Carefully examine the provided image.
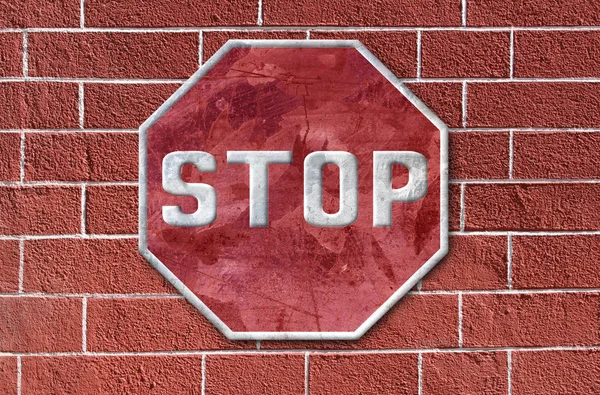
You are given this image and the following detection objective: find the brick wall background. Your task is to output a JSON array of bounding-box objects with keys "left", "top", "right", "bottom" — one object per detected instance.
[{"left": 1, "top": 0, "right": 600, "bottom": 394}]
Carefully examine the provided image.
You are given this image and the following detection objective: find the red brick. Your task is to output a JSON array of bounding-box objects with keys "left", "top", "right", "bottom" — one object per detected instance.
[
  {"left": 0, "top": 83, "right": 79, "bottom": 129},
  {"left": 84, "top": 83, "right": 179, "bottom": 129},
  {"left": 310, "top": 31, "right": 417, "bottom": 77},
  {"left": 449, "top": 132, "right": 509, "bottom": 179},
  {"left": 262, "top": 294, "right": 458, "bottom": 349},
  {"left": 0, "top": 33, "right": 22, "bottom": 77},
  {"left": 310, "top": 354, "right": 418, "bottom": 394},
  {"left": 26, "top": 133, "right": 137, "bottom": 181},
  {"left": 0, "top": 133, "right": 20, "bottom": 181},
  {"left": 86, "top": 185, "right": 137, "bottom": 234},
  {"left": 512, "top": 236, "right": 600, "bottom": 289},
  {"left": 203, "top": 31, "right": 306, "bottom": 62},
  {"left": 464, "top": 184, "right": 600, "bottom": 231},
  {"left": 0, "top": 186, "right": 80, "bottom": 235},
  {"left": 24, "top": 239, "right": 173, "bottom": 294},
  {"left": 462, "top": 293, "right": 600, "bottom": 347},
  {"left": 0, "top": 0, "right": 78, "bottom": 28},
  {"left": 21, "top": 355, "right": 203, "bottom": 394},
  {"left": 513, "top": 132, "right": 600, "bottom": 179},
  {"left": 29, "top": 33, "right": 198, "bottom": 79},
  {"left": 86, "top": 0, "right": 257, "bottom": 27},
  {"left": 0, "top": 357, "right": 17, "bottom": 395},
  {"left": 467, "top": 83, "right": 600, "bottom": 128},
  {"left": 422, "top": 31, "right": 510, "bottom": 78},
  {"left": 0, "top": 241, "right": 19, "bottom": 293},
  {"left": 512, "top": 350, "right": 600, "bottom": 394},
  {"left": 263, "top": 0, "right": 460, "bottom": 26},
  {"left": 206, "top": 354, "right": 304, "bottom": 395},
  {"left": 0, "top": 297, "right": 81, "bottom": 352},
  {"left": 448, "top": 183, "right": 461, "bottom": 231},
  {"left": 469, "top": 0, "right": 600, "bottom": 26},
  {"left": 421, "top": 236, "right": 507, "bottom": 291},
  {"left": 422, "top": 352, "right": 508, "bottom": 394},
  {"left": 515, "top": 32, "right": 600, "bottom": 78},
  {"left": 406, "top": 83, "right": 462, "bottom": 128},
  {"left": 87, "top": 298, "right": 252, "bottom": 351}
]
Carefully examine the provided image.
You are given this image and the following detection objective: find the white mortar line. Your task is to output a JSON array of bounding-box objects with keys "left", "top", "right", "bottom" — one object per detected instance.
[
  {"left": 17, "top": 356, "right": 21, "bottom": 395},
  {"left": 461, "top": 0, "right": 467, "bottom": 26},
  {"left": 78, "top": 83, "right": 85, "bottom": 129},
  {"left": 19, "top": 131, "right": 25, "bottom": 183},
  {"left": 458, "top": 292, "right": 463, "bottom": 347},
  {"left": 0, "top": 77, "right": 187, "bottom": 83},
  {"left": 0, "top": 129, "right": 140, "bottom": 133},
  {"left": 2, "top": 345, "right": 599, "bottom": 357},
  {"left": 508, "top": 130, "right": 514, "bottom": 179},
  {"left": 201, "top": 353, "right": 206, "bottom": 395},
  {"left": 507, "top": 350, "right": 512, "bottom": 395},
  {"left": 0, "top": 234, "right": 138, "bottom": 240},
  {"left": 411, "top": 288, "right": 600, "bottom": 295},
  {"left": 304, "top": 352, "right": 309, "bottom": 395},
  {"left": 509, "top": 28, "right": 515, "bottom": 79},
  {"left": 417, "top": 352, "right": 423, "bottom": 395},
  {"left": 22, "top": 32, "right": 28, "bottom": 77},
  {"left": 198, "top": 31, "right": 204, "bottom": 66},
  {"left": 18, "top": 240, "right": 24, "bottom": 293},
  {"left": 0, "top": 293, "right": 183, "bottom": 298},
  {"left": 306, "top": 30, "right": 311, "bottom": 40},
  {"left": 82, "top": 297, "right": 87, "bottom": 352},
  {"left": 451, "top": 230, "right": 600, "bottom": 236},
  {"left": 256, "top": 340, "right": 261, "bottom": 350},
  {"left": 0, "top": 180, "right": 138, "bottom": 186},
  {"left": 80, "top": 184, "right": 87, "bottom": 234},
  {"left": 459, "top": 183, "right": 466, "bottom": 231},
  {"left": 80, "top": 0, "right": 85, "bottom": 28},
  {"left": 257, "top": 0, "right": 263, "bottom": 26},
  {"left": 507, "top": 234, "right": 513, "bottom": 289},
  {"left": 461, "top": 82, "right": 467, "bottom": 128},
  {"left": 416, "top": 30, "right": 422, "bottom": 80},
  {"left": 451, "top": 128, "right": 600, "bottom": 132},
  {"left": 450, "top": 179, "right": 600, "bottom": 184}
]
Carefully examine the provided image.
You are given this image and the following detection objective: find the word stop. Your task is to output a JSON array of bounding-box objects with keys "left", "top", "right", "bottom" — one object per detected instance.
[{"left": 162, "top": 151, "right": 428, "bottom": 228}]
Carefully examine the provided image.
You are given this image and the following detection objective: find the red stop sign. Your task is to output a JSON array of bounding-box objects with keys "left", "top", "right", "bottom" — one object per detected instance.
[{"left": 140, "top": 40, "right": 448, "bottom": 340}]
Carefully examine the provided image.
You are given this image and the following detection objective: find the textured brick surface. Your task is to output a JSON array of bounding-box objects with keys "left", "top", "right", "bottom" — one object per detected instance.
[
  {"left": 0, "top": 133, "right": 21, "bottom": 181},
  {"left": 310, "top": 354, "right": 418, "bottom": 394},
  {"left": 513, "top": 132, "right": 600, "bottom": 179},
  {"left": 512, "top": 236, "right": 600, "bottom": 289},
  {"left": 0, "top": 33, "right": 22, "bottom": 77},
  {"left": 87, "top": 298, "right": 253, "bottom": 351},
  {"left": 24, "top": 239, "right": 173, "bottom": 293},
  {"left": 0, "top": 187, "right": 81, "bottom": 235},
  {"left": 0, "top": 297, "right": 81, "bottom": 352},
  {"left": 85, "top": 185, "right": 137, "bottom": 234},
  {"left": 29, "top": 33, "right": 198, "bottom": 79},
  {"left": 448, "top": 183, "right": 461, "bottom": 231},
  {"left": 422, "top": 31, "right": 510, "bottom": 78},
  {"left": 0, "top": 83, "right": 79, "bottom": 129},
  {"left": 467, "top": 83, "right": 600, "bottom": 128},
  {"left": 512, "top": 350, "right": 600, "bottom": 395},
  {"left": 0, "top": 0, "right": 79, "bottom": 28},
  {"left": 86, "top": 0, "right": 257, "bottom": 27},
  {"left": 0, "top": 357, "right": 17, "bottom": 395},
  {"left": 515, "top": 32, "right": 600, "bottom": 78},
  {"left": 462, "top": 293, "right": 600, "bottom": 347},
  {"left": 0, "top": 240, "right": 19, "bottom": 293},
  {"left": 21, "top": 355, "right": 203, "bottom": 394},
  {"left": 203, "top": 31, "right": 306, "bottom": 62},
  {"left": 262, "top": 294, "right": 458, "bottom": 349},
  {"left": 464, "top": 184, "right": 600, "bottom": 231},
  {"left": 449, "top": 132, "right": 509, "bottom": 179},
  {"left": 422, "top": 352, "right": 508, "bottom": 394},
  {"left": 406, "top": 83, "right": 463, "bottom": 128},
  {"left": 468, "top": 0, "right": 600, "bottom": 26},
  {"left": 206, "top": 355, "right": 305, "bottom": 395},
  {"left": 26, "top": 133, "right": 137, "bottom": 181},
  {"left": 421, "top": 236, "right": 507, "bottom": 290},
  {"left": 311, "top": 31, "right": 417, "bottom": 77},
  {"left": 84, "top": 83, "right": 179, "bottom": 129},
  {"left": 263, "top": 0, "right": 460, "bottom": 26}
]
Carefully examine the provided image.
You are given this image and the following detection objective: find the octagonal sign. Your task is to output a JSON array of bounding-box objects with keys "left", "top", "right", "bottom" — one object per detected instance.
[{"left": 139, "top": 40, "right": 448, "bottom": 340}]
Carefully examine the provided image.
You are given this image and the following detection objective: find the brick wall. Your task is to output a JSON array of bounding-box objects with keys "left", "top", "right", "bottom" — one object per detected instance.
[{"left": 1, "top": 1, "right": 600, "bottom": 394}]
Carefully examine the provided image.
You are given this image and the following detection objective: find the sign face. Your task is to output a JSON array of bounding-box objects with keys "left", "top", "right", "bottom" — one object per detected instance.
[{"left": 139, "top": 40, "right": 448, "bottom": 340}]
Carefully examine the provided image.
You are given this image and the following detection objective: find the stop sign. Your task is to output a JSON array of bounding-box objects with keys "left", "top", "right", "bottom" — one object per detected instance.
[{"left": 139, "top": 40, "right": 448, "bottom": 340}]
